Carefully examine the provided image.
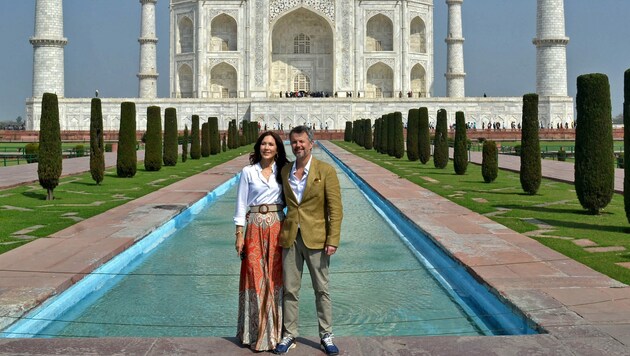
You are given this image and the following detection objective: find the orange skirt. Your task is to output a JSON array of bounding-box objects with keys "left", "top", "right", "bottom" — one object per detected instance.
[{"left": 236, "top": 210, "right": 284, "bottom": 351}]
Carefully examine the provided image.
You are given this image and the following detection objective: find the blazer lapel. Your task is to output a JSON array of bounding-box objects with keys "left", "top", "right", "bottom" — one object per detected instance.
[
  {"left": 282, "top": 164, "right": 299, "bottom": 205},
  {"left": 301, "top": 157, "right": 318, "bottom": 201}
]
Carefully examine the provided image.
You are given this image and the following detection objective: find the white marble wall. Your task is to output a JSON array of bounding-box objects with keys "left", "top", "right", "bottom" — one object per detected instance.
[{"left": 25, "top": 97, "right": 574, "bottom": 133}]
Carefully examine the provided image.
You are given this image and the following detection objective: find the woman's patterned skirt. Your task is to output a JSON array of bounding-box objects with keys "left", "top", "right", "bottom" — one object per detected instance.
[{"left": 236, "top": 210, "right": 284, "bottom": 351}]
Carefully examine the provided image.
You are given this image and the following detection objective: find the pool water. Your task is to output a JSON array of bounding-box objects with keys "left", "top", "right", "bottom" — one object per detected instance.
[{"left": 25, "top": 146, "right": 516, "bottom": 337}]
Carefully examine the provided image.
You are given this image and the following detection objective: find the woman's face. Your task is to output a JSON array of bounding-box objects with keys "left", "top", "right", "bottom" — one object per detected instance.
[{"left": 260, "top": 135, "right": 278, "bottom": 161}]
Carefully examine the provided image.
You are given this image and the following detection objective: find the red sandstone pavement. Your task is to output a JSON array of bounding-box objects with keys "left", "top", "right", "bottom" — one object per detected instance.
[{"left": 0, "top": 144, "right": 629, "bottom": 355}]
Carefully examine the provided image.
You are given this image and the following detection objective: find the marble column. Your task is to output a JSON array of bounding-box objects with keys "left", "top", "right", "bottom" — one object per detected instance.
[{"left": 31, "top": 0, "right": 67, "bottom": 98}]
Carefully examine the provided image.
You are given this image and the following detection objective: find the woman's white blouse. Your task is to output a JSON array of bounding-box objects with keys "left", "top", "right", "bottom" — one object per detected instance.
[{"left": 233, "top": 162, "right": 284, "bottom": 226}]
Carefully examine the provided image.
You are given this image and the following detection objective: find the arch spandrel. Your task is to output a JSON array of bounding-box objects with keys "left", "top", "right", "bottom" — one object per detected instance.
[{"left": 269, "top": 0, "right": 335, "bottom": 24}]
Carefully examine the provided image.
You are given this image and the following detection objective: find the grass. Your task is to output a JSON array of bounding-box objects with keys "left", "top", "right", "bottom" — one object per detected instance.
[
  {"left": 333, "top": 141, "right": 630, "bottom": 285},
  {"left": 0, "top": 146, "right": 252, "bottom": 254}
]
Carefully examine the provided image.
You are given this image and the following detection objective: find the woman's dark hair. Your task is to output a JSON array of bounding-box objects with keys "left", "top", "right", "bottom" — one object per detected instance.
[{"left": 250, "top": 131, "right": 289, "bottom": 184}]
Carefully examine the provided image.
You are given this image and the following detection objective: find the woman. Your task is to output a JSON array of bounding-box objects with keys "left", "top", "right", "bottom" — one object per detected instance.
[{"left": 233, "top": 131, "right": 289, "bottom": 351}]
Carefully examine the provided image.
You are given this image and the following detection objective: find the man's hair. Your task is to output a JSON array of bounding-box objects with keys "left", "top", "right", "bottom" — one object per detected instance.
[{"left": 289, "top": 125, "right": 314, "bottom": 142}]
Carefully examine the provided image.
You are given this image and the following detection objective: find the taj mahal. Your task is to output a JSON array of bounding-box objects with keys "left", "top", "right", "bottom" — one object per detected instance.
[{"left": 25, "top": 0, "right": 573, "bottom": 132}]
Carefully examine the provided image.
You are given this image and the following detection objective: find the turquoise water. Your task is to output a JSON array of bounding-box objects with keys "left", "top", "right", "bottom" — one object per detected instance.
[{"left": 33, "top": 147, "right": 487, "bottom": 337}]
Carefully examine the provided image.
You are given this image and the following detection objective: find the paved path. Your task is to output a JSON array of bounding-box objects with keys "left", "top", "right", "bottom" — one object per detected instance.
[
  {"left": 0, "top": 151, "right": 145, "bottom": 190},
  {"left": 0, "top": 144, "right": 628, "bottom": 355}
]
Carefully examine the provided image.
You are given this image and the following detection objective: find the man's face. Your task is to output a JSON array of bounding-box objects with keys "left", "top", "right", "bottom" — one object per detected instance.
[{"left": 290, "top": 132, "right": 313, "bottom": 160}]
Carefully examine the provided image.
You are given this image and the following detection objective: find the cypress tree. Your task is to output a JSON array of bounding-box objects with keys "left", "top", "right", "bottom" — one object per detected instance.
[
  {"left": 625, "top": 69, "right": 630, "bottom": 223},
  {"left": 406, "top": 108, "right": 419, "bottom": 161},
  {"left": 393, "top": 112, "right": 404, "bottom": 158},
  {"left": 575, "top": 73, "right": 614, "bottom": 214},
  {"left": 38, "top": 93, "right": 62, "bottom": 200},
  {"left": 453, "top": 111, "right": 468, "bottom": 175},
  {"left": 190, "top": 115, "right": 201, "bottom": 159},
  {"left": 89, "top": 98, "right": 105, "bottom": 185},
  {"left": 374, "top": 117, "right": 380, "bottom": 152},
  {"left": 116, "top": 101, "right": 137, "bottom": 178},
  {"left": 380, "top": 114, "right": 388, "bottom": 154},
  {"left": 201, "top": 122, "right": 211, "bottom": 157},
  {"left": 520, "top": 94, "right": 542, "bottom": 194},
  {"left": 144, "top": 105, "right": 162, "bottom": 171},
  {"left": 418, "top": 107, "right": 431, "bottom": 164},
  {"left": 364, "top": 119, "right": 373, "bottom": 150},
  {"left": 482, "top": 140, "right": 498, "bottom": 183},
  {"left": 433, "top": 109, "right": 449, "bottom": 169},
  {"left": 222, "top": 134, "right": 227, "bottom": 152},
  {"left": 209, "top": 117, "right": 221, "bottom": 155},
  {"left": 344, "top": 121, "right": 353, "bottom": 142},
  {"left": 387, "top": 113, "right": 395, "bottom": 156},
  {"left": 182, "top": 124, "right": 189, "bottom": 163},
  {"left": 163, "top": 107, "right": 178, "bottom": 166}
]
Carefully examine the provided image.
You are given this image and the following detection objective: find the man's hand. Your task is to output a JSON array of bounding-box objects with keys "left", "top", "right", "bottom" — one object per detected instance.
[{"left": 325, "top": 245, "right": 337, "bottom": 256}]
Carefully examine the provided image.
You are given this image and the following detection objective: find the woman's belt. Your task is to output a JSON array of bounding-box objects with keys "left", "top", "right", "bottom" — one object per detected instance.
[{"left": 248, "top": 204, "right": 284, "bottom": 214}]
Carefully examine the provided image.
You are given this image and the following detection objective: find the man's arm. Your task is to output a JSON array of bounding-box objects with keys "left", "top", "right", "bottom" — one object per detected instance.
[{"left": 324, "top": 165, "right": 343, "bottom": 250}]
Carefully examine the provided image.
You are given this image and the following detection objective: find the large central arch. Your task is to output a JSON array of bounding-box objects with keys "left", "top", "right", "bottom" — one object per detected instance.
[{"left": 270, "top": 8, "right": 334, "bottom": 96}]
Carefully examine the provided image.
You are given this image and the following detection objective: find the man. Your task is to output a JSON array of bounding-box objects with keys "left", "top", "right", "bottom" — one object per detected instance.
[{"left": 273, "top": 126, "right": 343, "bottom": 355}]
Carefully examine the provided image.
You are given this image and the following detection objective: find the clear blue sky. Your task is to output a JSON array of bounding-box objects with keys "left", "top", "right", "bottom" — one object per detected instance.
[{"left": 1, "top": 0, "right": 628, "bottom": 122}]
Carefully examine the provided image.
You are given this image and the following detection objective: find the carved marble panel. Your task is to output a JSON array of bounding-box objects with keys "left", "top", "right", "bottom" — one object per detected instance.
[{"left": 269, "top": 0, "right": 335, "bottom": 23}]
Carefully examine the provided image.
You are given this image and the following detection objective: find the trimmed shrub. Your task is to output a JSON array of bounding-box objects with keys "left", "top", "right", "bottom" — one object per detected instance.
[
  {"left": 406, "top": 108, "right": 419, "bottom": 161},
  {"left": 625, "top": 69, "right": 630, "bottom": 222},
  {"left": 182, "top": 125, "right": 189, "bottom": 163},
  {"left": 190, "top": 115, "right": 201, "bottom": 159},
  {"left": 520, "top": 93, "right": 542, "bottom": 195},
  {"left": 386, "top": 113, "right": 395, "bottom": 156},
  {"left": 418, "top": 107, "right": 431, "bottom": 164},
  {"left": 393, "top": 112, "right": 404, "bottom": 158},
  {"left": 105, "top": 143, "right": 113, "bottom": 152},
  {"left": 344, "top": 121, "right": 353, "bottom": 142},
  {"left": 89, "top": 98, "right": 105, "bottom": 184},
  {"left": 163, "top": 107, "right": 178, "bottom": 166},
  {"left": 222, "top": 134, "right": 227, "bottom": 152},
  {"left": 144, "top": 105, "right": 162, "bottom": 171},
  {"left": 209, "top": 117, "right": 221, "bottom": 155},
  {"left": 482, "top": 140, "right": 498, "bottom": 183},
  {"left": 380, "top": 114, "right": 388, "bottom": 154},
  {"left": 433, "top": 109, "right": 449, "bottom": 169},
  {"left": 453, "top": 111, "right": 468, "bottom": 175},
  {"left": 38, "top": 93, "right": 62, "bottom": 200},
  {"left": 364, "top": 119, "right": 373, "bottom": 150},
  {"left": 575, "top": 73, "right": 614, "bottom": 214},
  {"left": 24, "top": 143, "right": 39, "bottom": 163},
  {"left": 373, "top": 118, "right": 381, "bottom": 152},
  {"left": 116, "top": 101, "right": 137, "bottom": 178},
  {"left": 201, "top": 122, "right": 211, "bottom": 157},
  {"left": 73, "top": 144, "right": 85, "bottom": 157}
]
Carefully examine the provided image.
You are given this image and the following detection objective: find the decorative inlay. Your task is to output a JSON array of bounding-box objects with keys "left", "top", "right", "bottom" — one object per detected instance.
[
  {"left": 255, "top": 0, "right": 265, "bottom": 86},
  {"left": 365, "top": 10, "right": 393, "bottom": 21},
  {"left": 209, "top": 58, "right": 239, "bottom": 69},
  {"left": 208, "top": 9, "right": 239, "bottom": 21},
  {"left": 340, "top": 0, "right": 351, "bottom": 86},
  {"left": 269, "top": 0, "right": 335, "bottom": 23},
  {"left": 365, "top": 58, "right": 394, "bottom": 68}
]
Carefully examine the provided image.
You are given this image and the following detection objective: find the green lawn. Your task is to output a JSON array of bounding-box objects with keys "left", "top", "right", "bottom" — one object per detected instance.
[
  {"left": 333, "top": 141, "right": 630, "bottom": 285},
  {"left": 0, "top": 146, "right": 252, "bottom": 254}
]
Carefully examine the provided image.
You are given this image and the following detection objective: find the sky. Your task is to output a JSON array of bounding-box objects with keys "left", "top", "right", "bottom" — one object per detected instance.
[{"left": 0, "top": 0, "right": 629, "bottom": 122}]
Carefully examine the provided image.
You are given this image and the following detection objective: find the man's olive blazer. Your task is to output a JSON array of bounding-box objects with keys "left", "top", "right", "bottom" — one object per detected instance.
[{"left": 280, "top": 157, "right": 343, "bottom": 249}]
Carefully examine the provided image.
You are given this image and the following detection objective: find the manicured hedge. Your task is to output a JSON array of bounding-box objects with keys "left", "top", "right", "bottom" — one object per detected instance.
[
  {"left": 520, "top": 94, "right": 541, "bottom": 195},
  {"left": 453, "top": 111, "right": 468, "bottom": 175},
  {"left": 190, "top": 115, "right": 201, "bottom": 159},
  {"left": 163, "top": 107, "right": 178, "bottom": 166},
  {"left": 38, "top": 93, "right": 62, "bottom": 200},
  {"left": 406, "top": 108, "right": 419, "bottom": 161},
  {"left": 116, "top": 101, "right": 137, "bottom": 178},
  {"left": 433, "top": 109, "right": 448, "bottom": 169},
  {"left": 89, "top": 98, "right": 105, "bottom": 184},
  {"left": 482, "top": 140, "right": 498, "bottom": 183},
  {"left": 418, "top": 107, "right": 431, "bottom": 164},
  {"left": 144, "top": 105, "right": 162, "bottom": 171}
]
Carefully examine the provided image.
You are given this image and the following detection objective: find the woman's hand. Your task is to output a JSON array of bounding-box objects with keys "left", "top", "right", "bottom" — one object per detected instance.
[{"left": 235, "top": 229, "right": 244, "bottom": 257}]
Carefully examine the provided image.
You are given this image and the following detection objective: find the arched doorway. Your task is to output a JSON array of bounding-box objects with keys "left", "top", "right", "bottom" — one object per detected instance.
[
  {"left": 210, "top": 62, "right": 237, "bottom": 98},
  {"left": 410, "top": 64, "right": 426, "bottom": 98},
  {"left": 271, "top": 8, "right": 334, "bottom": 96},
  {"left": 366, "top": 62, "right": 393, "bottom": 98}
]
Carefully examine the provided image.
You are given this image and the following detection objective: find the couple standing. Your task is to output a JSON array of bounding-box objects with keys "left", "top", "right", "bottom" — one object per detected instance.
[{"left": 233, "top": 126, "right": 343, "bottom": 354}]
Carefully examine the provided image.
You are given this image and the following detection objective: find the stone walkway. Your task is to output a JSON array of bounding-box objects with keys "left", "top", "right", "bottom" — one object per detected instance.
[{"left": 0, "top": 144, "right": 628, "bottom": 355}]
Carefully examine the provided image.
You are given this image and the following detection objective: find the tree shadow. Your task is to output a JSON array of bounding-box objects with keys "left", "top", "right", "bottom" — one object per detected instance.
[
  {"left": 535, "top": 218, "right": 626, "bottom": 234},
  {"left": 498, "top": 204, "right": 593, "bottom": 216},
  {"left": 22, "top": 191, "right": 47, "bottom": 200}
]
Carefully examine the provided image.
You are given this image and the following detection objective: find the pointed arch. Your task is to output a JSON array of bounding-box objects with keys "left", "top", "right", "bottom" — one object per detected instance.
[
  {"left": 366, "top": 14, "right": 393, "bottom": 51},
  {"left": 366, "top": 62, "right": 393, "bottom": 98},
  {"left": 178, "top": 64, "right": 193, "bottom": 98},
  {"left": 210, "top": 62, "right": 237, "bottom": 98},
  {"left": 410, "top": 63, "right": 427, "bottom": 98},
  {"left": 410, "top": 17, "right": 426, "bottom": 53},
  {"left": 211, "top": 14, "right": 237, "bottom": 51},
  {"left": 178, "top": 16, "right": 194, "bottom": 53}
]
